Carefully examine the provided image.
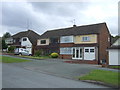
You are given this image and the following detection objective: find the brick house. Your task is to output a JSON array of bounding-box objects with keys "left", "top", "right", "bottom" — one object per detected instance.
[
  {"left": 36, "top": 22, "right": 111, "bottom": 64},
  {"left": 5, "top": 30, "right": 40, "bottom": 55}
]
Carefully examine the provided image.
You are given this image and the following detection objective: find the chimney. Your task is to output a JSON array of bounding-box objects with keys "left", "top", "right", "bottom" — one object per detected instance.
[{"left": 73, "top": 24, "right": 77, "bottom": 27}]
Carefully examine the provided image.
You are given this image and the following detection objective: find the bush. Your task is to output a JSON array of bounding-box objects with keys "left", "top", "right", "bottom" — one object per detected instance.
[
  {"left": 34, "top": 50, "right": 43, "bottom": 57},
  {"left": 51, "top": 52, "right": 59, "bottom": 58},
  {"left": 8, "top": 46, "right": 15, "bottom": 53}
]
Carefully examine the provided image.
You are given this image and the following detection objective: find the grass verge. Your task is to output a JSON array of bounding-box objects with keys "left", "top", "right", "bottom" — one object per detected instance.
[
  {"left": 108, "top": 66, "right": 120, "bottom": 69},
  {"left": 79, "top": 70, "right": 120, "bottom": 87},
  {"left": 0, "top": 56, "right": 32, "bottom": 63},
  {"left": 18, "top": 55, "right": 51, "bottom": 59}
]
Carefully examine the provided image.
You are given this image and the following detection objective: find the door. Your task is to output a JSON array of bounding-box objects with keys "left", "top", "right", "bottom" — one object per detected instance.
[
  {"left": 84, "top": 47, "right": 95, "bottom": 60},
  {"left": 72, "top": 47, "right": 83, "bottom": 59}
]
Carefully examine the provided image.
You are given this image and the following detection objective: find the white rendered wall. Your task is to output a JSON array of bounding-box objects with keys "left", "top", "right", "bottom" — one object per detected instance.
[{"left": 21, "top": 37, "right": 32, "bottom": 54}]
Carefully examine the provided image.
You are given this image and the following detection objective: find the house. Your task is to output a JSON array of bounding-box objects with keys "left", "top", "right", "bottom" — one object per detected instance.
[
  {"left": 35, "top": 22, "right": 111, "bottom": 64},
  {"left": 108, "top": 38, "right": 120, "bottom": 65},
  {"left": 6, "top": 30, "right": 40, "bottom": 55}
]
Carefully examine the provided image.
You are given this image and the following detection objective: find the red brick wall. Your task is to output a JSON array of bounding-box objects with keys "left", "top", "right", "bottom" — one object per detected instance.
[
  {"left": 60, "top": 54, "right": 98, "bottom": 64},
  {"left": 59, "top": 54, "right": 72, "bottom": 59},
  {"left": 64, "top": 60, "right": 98, "bottom": 64},
  {"left": 60, "top": 43, "right": 74, "bottom": 47},
  {"left": 98, "top": 24, "right": 110, "bottom": 65}
]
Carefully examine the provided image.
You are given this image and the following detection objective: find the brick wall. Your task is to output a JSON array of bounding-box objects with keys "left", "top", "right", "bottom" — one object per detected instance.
[
  {"left": 64, "top": 60, "right": 98, "bottom": 64},
  {"left": 98, "top": 24, "right": 111, "bottom": 65},
  {"left": 59, "top": 54, "right": 72, "bottom": 59}
]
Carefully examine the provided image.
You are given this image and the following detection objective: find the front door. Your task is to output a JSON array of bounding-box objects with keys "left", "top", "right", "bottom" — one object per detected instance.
[{"left": 72, "top": 47, "right": 83, "bottom": 59}]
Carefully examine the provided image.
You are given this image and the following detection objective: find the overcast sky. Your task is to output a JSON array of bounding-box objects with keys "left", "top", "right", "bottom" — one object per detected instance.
[{"left": 0, "top": 0, "right": 119, "bottom": 37}]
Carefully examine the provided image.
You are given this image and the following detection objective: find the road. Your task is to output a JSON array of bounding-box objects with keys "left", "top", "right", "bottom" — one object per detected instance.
[{"left": 2, "top": 63, "right": 109, "bottom": 88}]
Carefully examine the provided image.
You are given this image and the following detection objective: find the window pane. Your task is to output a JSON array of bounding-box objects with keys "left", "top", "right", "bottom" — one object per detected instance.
[
  {"left": 60, "top": 47, "right": 72, "bottom": 54},
  {"left": 82, "top": 36, "right": 90, "bottom": 41},
  {"left": 85, "top": 49, "right": 89, "bottom": 52},
  {"left": 90, "top": 49, "right": 94, "bottom": 52},
  {"left": 60, "top": 36, "right": 73, "bottom": 43},
  {"left": 41, "top": 40, "right": 46, "bottom": 44},
  {"left": 80, "top": 48, "right": 82, "bottom": 58},
  {"left": 23, "top": 38, "right": 27, "bottom": 41},
  {"left": 76, "top": 49, "right": 79, "bottom": 58},
  {"left": 73, "top": 48, "right": 75, "bottom": 58}
]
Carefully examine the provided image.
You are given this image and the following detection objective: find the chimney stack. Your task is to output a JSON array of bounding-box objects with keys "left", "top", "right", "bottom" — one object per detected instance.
[{"left": 73, "top": 24, "right": 77, "bottom": 27}]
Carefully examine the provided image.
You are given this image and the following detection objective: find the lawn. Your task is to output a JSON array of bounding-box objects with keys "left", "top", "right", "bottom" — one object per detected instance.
[
  {"left": 18, "top": 55, "right": 51, "bottom": 59},
  {"left": 108, "top": 66, "right": 120, "bottom": 69},
  {"left": 0, "top": 56, "right": 32, "bottom": 63},
  {"left": 79, "top": 70, "right": 120, "bottom": 87}
]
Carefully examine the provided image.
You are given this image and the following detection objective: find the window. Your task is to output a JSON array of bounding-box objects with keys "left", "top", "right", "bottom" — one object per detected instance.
[
  {"left": 82, "top": 36, "right": 90, "bottom": 42},
  {"left": 50, "top": 38, "right": 58, "bottom": 43},
  {"left": 60, "top": 48, "right": 72, "bottom": 54},
  {"left": 23, "top": 38, "right": 27, "bottom": 41},
  {"left": 90, "top": 49, "right": 94, "bottom": 52},
  {"left": 41, "top": 40, "right": 46, "bottom": 44},
  {"left": 85, "top": 49, "right": 89, "bottom": 52},
  {"left": 60, "top": 36, "right": 73, "bottom": 43}
]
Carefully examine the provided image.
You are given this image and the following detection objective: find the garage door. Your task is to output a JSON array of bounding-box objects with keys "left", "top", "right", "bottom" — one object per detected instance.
[{"left": 84, "top": 47, "right": 95, "bottom": 60}]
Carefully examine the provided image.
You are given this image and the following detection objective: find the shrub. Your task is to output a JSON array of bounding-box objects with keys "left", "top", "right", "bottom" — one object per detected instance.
[
  {"left": 34, "top": 50, "right": 43, "bottom": 57},
  {"left": 51, "top": 52, "right": 59, "bottom": 58},
  {"left": 8, "top": 46, "right": 15, "bottom": 53}
]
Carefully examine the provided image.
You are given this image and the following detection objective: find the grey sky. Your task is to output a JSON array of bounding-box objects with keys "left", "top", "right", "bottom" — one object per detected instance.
[{"left": 0, "top": 0, "right": 119, "bottom": 36}]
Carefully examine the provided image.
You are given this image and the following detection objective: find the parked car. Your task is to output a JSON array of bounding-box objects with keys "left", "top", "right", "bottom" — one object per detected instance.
[{"left": 14, "top": 48, "right": 31, "bottom": 56}]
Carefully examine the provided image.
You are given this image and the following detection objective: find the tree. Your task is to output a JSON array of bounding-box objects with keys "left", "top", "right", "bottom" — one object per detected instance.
[
  {"left": 8, "top": 46, "right": 15, "bottom": 53},
  {"left": 2, "top": 32, "right": 11, "bottom": 39},
  {"left": 2, "top": 39, "right": 8, "bottom": 49}
]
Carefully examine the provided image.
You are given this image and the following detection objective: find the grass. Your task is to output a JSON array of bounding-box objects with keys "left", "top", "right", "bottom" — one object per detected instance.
[
  {"left": 109, "top": 66, "right": 120, "bottom": 69},
  {"left": 0, "top": 56, "right": 32, "bottom": 63},
  {"left": 79, "top": 70, "right": 120, "bottom": 87},
  {"left": 18, "top": 55, "right": 51, "bottom": 59}
]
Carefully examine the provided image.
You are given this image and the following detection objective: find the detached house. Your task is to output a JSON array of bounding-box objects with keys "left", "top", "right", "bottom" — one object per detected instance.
[
  {"left": 36, "top": 22, "right": 111, "bottom": 64},
  {"left": 6, "top": 30, "right": 40, "bottom": 55}
]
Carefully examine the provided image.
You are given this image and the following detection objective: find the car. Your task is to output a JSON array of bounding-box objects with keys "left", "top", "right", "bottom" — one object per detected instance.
[{"left": 14, "top": 48, "right": 31, "bottom": 56}]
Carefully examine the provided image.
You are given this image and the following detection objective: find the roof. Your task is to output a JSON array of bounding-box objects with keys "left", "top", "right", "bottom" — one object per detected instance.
[
  {"left": 40, "top": 22, "right": 107, "bottom": 39},
  {"left": 12, "top": 30, "right": 40, "bottom": 45},
  {"left": 108, "top": 45, "right": 120, "bottom": 49},
  {"left": 110, "top": 36, "right": 120, "bottom": 45}
]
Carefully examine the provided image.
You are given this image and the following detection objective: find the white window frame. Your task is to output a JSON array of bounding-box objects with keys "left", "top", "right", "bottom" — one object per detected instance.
[
  {"left": 60, "top": 47, "right": 72, "bottom": 54},
  {"left": 60, "top": 36, "right": 73, "bottom": 43}
]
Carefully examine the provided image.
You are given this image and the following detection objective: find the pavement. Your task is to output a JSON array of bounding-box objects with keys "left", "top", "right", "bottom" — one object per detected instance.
[{"left": 2, "top": 55, "right": 119, "bottom": 88}]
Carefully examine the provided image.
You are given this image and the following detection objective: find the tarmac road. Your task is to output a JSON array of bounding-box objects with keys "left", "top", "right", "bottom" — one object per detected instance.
[{"left": 2, "top": 63, "right": 109, "bottom": 88}]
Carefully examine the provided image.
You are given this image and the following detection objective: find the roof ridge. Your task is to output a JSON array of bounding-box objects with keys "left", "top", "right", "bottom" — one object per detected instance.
[{"left": 46, "top": 22, "right": 106, "bottom": 32}]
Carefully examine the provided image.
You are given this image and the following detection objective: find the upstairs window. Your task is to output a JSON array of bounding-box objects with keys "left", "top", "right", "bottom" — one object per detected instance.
[
  {"left": 60, "top": 36, "right": 73, "bottom": 43},
  {"left": 50, "top": 38, "right": 58, "bottom": 43},
  {"left": 23, "top": 38, "right": 27, "bottom": 41},
  {"left": 82, "top": 36, "right": 90, "bottom": 42},
  {"left": 41, "top": 40, "right": 46, "bottom": 44}
]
